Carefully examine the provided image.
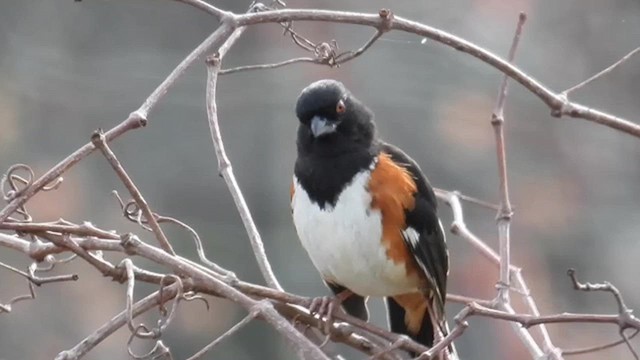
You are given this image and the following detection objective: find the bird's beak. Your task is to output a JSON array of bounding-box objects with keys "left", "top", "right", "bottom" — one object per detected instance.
[{"left": 310, "top": 116, "right": 337, "bottom": 138}]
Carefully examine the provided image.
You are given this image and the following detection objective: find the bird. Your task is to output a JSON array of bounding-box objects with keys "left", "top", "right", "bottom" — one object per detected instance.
[{"left": 290, "top": 79, "right": 457, "bottom": 359}]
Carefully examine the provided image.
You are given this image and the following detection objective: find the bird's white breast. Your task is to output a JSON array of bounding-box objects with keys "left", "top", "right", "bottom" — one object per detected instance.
[{"left": 291, "top": 170, "right": 418, "bottom": 297}]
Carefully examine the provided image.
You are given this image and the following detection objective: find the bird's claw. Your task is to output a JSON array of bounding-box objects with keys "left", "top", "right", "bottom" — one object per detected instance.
[{"left": 308, "top": 290, "right": 352, "bottom": 334}]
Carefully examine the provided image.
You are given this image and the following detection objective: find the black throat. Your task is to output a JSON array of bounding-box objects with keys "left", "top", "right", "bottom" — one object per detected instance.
[{"left": 294, "top": 129, "right": 379, "bottom": 209}]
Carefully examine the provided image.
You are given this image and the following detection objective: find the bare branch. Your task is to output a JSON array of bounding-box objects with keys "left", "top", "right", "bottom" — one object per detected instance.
[
  {"left": 563, "top": 330, "right": 639, "bottom": 356},
  {"left": 567, "top": 267, "right": 640, "bottom": 357},
  {"left": 433, "top": 188, "right": 500, "bottom": 211},
  {"left": 0, "top": 220, "right": 119, "bottom": 240},
  {"left": 220, "top": 57, "right": 318, "bottom": 75},
  {"left": 119, "top": 234, "right": 329, "bottom": 359},
  {"left": 0, "top": 114, "right": 146, "bottom": 223},
  {"left": 91, "top": 130, "right": 175, "bottom": 255},
  {"left": 170, "top": 0, "right": 230, "bottom": 19},
  {"left": 334, "top": 28, "right": 384, "bottom": 64},
  {"left": 513, "top": 269, "right": 558, "bottom": 356},
  {"left": 0, "top": 261, "right": 78, "bottom": 286},
  {"left": 186, "top": 312, "right": 257, "bottom": 360},
  {"left": 219, "top": 27, "right": 384, "bottom": 75},
  {"left": 439, "top": 192, "right": 506, "bottom": 266},
  {"left": 621, "top": 329, "right": 639, "bottom": 360},
  {"left": 55, "top": 283, "right": 181, "bottom": 360},
  {"left": 567, "top": 268, "right": 630, "bottom": 316},
  {"left": 234, "top": 9, "right": 640, "bottom": 138},
  {"left": 492, "top": 11, "right": 525, "bottom": 305},
  {"left": 562, "top": 46, "right": 640, "bottom": 97},
  {"left": 205, "top": 55, "right": 282, "bottom": 290},
  {"left": 446, "top": 293, "right": 493, "bottom": 307}
]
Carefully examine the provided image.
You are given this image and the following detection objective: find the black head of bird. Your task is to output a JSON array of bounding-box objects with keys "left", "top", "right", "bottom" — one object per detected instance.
[{"left": 295, "top": 79, "right": 376, "bottom": 155}]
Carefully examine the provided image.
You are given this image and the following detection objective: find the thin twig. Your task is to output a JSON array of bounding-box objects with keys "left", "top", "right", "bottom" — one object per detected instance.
[
  {"left": 205, "top": 55, "right": 282, "bottom": 290},
  {"left": 112, "top": 190, "right": 235, "bottom": 278},
  {"left": 563, "top": 329, "right": 639, "bottom": 356},
  {"left": 0, "top": 261, "right": 78, "bottom": 285},
  {"left": 433, "top": 188, "right": 500, "bottom": 211},
  {"left": 55, "top": 283, "right": 181, "bottom": 360},
  {"left": 91, "top": 130, "right": 175, "bottom": 255},
  {"left": 334, "top": 29, "right": 384, "bottom": 64},
  {"left": 0, "top": 220, "right": 120, "bottom": 240},
  {"left": 220, "top": 57, "right": 318, "bottom": 75},
  {"left": 446, "top": 293, "right": 493, "bottom": 307},
  {"left": 186, "top": 312, "right": 257, "bottom": 360},
  {"left": 121, "top": 259, "right": 141, "bottom": 335},
  {"left": 492, "top": 11, "right": 525, "bottom": 305},
  {"left": 562, "top": 47, "right": 640, "bottom": 97},
  {"left": 171, "top": 0, "right": 230, "bottom": 19},
  {"left": 219, "top": 29, "right": 384, "bottom": 75},
  {"left": 567, "top": 267, "right": 640, "bottom": 360},
  {"left": 157, "top": 215, "right": 236, "bottom": 278},
  {"left": 621, "top": 329, "right": 640, "bottom": 360},
  {"left": 439, "top": 192, "right": 509, "bottom": 267},
  {"left": 567, "top": 268, "right": 630, "bottom": 315}
]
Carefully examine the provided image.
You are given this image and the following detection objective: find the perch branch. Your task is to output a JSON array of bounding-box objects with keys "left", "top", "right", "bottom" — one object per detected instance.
[
  {"left": 119, "top": 233, "right": 329, "bottom": 359},
  {"left": 4, "top": 227, "right": 640, "bottom": 358}
]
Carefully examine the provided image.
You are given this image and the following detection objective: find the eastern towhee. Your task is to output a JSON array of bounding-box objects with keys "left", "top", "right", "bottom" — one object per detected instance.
[{"left": 290, "top": 80, "right": 457, "bottom": 358}]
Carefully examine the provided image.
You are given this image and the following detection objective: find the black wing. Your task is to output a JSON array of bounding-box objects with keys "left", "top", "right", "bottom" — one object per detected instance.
[{"left": 381, "top": 142, "right": 449, "bottom": 316}]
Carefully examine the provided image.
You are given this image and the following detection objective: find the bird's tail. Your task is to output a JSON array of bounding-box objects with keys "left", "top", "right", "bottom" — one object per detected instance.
[{"left": 386, "top": 294, "right": 459, "bottom": 360}]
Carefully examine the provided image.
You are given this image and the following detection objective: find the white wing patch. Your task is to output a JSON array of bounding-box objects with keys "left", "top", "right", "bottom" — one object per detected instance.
[
  {"left": 402, "top": 226, "right": 431, "bottom": 279},
  {"left": 437, "top": 219, "right": 450, "bottom": 275},
  {"left": 402, "top": 222, "right": 450, "bottom": 286},
  {"left": 402, "top": 227, "right": 421, "bottom": 248}
]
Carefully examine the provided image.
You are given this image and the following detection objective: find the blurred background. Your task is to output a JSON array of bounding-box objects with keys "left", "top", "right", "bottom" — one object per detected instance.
[{"left": 1, "top": 0, "right": 640, "bottom": 359}]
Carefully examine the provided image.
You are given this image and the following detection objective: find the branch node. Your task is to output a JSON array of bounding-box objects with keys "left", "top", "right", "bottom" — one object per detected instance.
[
  {"left": 518, "top": 12, "right": 527, "bottom": 22},
  {"left": 120, "top": 233, "right": 141, "bottom": 255},
  {"left": 378, "top": 8, "right": 394, "bottom": 32},
  {"left": 250, "top": 299, "right": 274, "bottom": 317},
  {"left": 128, "top": 111, "right": 148, "bottom": 128},
  {"left": 450, "top": 221, "right": 461, "bottom": 235},
  {"left": 491, "top": 113, "right": 503, "bottom": 126},
  {"left": 206, "top": 54, "right": 221, "bottom": 66}
]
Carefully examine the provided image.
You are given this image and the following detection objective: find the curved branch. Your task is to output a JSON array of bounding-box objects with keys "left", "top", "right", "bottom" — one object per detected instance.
[
  {"left": 232, "top": 9, "right": 640, "bottom": 138},
  {"left": 205, "top": 55, "right": 282, "bottom": 290}
]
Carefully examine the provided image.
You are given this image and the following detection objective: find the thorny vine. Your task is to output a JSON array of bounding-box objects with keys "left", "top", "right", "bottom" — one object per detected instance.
[{"left": 1, "top": 1, "right": 640, "bottom": 359}]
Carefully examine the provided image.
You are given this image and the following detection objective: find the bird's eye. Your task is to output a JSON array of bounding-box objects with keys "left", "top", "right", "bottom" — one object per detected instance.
[{"left": 336, "top": 99, "right": 346, "bottom": 114}]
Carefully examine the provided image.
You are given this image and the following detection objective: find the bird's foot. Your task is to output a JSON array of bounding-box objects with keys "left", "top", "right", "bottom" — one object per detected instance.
[{"left": 308, "top": 290, "right": 353, "bottom": 334}]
